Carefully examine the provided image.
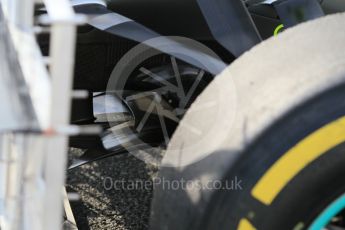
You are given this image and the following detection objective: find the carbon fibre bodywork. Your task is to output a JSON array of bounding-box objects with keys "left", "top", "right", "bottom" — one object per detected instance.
[{"left": 36, "top": 0, "right": 345, "bottom": 168}]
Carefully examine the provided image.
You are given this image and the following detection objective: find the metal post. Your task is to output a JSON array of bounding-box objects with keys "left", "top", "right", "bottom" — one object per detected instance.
[
  {"left": 5, "top": 134, "right": 25, "bottom": 230},
  {"left": 23, "top": 135, "right": 45, "bottom": 230},
  {"left": 0, "top": 0, "right": 79, "bottom": 229},
  {"left": 0, "top": 134, "right": 10, "bottom": 227},
  {"left": 42, "top": 2, "right": 77, "bottom": 228},
  {"left": 13, "top": 0, "right": 34, "bottom": 27}
]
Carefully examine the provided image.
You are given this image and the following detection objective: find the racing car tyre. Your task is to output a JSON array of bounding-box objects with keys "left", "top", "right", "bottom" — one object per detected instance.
[{"left": 150, "top": 12, "right": 345, "bottom": 230}]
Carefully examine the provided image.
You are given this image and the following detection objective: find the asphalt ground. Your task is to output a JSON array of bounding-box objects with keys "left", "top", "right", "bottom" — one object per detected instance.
[{"left": 67, "top": 148, "right": 158, "bottom": 230}]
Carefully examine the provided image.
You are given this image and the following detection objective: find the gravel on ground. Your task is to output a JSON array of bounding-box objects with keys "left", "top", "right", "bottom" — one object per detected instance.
[{"left": 67, "top": 148, "right": 158, "bottom": 230}]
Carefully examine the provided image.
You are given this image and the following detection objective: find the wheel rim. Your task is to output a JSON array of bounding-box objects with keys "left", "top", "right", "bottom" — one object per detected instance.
[
  {"left": 309, "top": 194, "right": 345, "bottom": 230},
  {"left": 122, "top": 57, "right": 213, "bottom": 147}
]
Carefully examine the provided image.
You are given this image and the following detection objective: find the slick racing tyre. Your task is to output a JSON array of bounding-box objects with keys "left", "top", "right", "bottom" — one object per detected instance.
[{"left": 150, "top": 12, "right": 345, "bottom": 230}]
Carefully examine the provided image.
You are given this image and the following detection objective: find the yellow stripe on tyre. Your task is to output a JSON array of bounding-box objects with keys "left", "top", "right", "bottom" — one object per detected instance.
[
  {"left": 252, "top": 116, "right": 345, "bottom": 205},
  {"left": 238, "top": 218, "right": 256, "bottom": 230}
]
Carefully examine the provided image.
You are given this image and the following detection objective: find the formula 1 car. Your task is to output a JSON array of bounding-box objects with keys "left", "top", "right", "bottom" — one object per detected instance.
[
  {"left": 36, "top": 0, "right": 334, "bottom": 167},
  {"left": 35, "top": 0, "right": 345, "bottom": 229},
  {"left": 59, "top": 0, "right": 273, "bottom": 166}
]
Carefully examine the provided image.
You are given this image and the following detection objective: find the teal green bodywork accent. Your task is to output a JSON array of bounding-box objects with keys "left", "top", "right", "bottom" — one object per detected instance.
[{"left": 309, "top": 194, "right": 345, "bottom": 230}]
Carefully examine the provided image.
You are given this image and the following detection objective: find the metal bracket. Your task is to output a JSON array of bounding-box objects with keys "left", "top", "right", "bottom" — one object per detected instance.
[
  {"left": 197, "top": 0, "right": 262, "bottom": 57},
  {"left": 248, "top": 0, "right": 324, "bottom": 28},
  {"left": 274, "top": 0, "right": 324, "bottom": 28}
]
